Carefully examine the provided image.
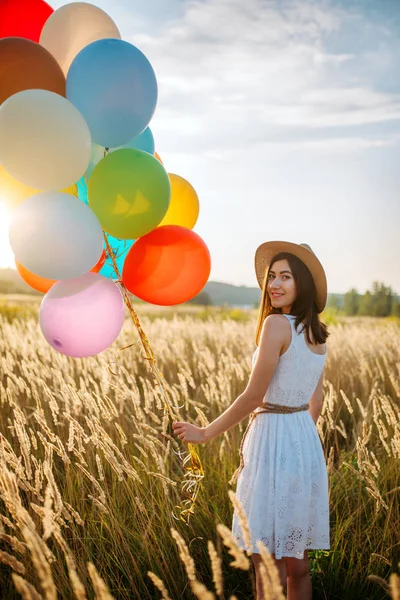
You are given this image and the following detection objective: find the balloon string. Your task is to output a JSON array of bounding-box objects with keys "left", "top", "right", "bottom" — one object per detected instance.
[{"left": 102, "top": 231, "right": 205, "bottom": 525}]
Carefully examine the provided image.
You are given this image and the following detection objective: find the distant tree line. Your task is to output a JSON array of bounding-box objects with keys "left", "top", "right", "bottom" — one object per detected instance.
[
  {"left": 187, "top": 290, "right": 213, "bottom": 305},
  {"left": 333, "top": 281, "right": 400, "bottom": 317},
  {"left": 189, "top": 282, "right": 400, "bottom": 316}
]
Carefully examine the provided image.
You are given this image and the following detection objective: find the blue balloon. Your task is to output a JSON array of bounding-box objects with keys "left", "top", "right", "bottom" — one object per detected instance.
[
  {"left": 101, "top": 234, "right": 135, "bottom": 280},
  {"left": 66, "top": 39, "right": 158, "bottom": 148},
  {"left": 85, "top": 127, "right": 155, "bottom": 180}
]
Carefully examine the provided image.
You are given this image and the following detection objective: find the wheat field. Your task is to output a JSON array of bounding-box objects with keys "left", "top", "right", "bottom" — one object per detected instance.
[{"left": 0, "top": 301, "right": 399, "bottom": 599}]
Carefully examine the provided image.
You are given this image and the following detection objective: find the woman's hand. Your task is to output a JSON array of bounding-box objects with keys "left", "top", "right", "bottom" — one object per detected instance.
[{"left": 172, "top": 421, "right": 208, "bottom": 444}]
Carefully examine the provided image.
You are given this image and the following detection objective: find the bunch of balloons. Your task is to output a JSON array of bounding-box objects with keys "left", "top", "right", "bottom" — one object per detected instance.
[{"left": 0, "top": 0, "right": 212, "bottom": 358}]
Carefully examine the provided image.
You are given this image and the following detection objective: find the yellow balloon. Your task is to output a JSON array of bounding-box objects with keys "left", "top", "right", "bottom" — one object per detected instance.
[
  {"left": 0, "top": 166, "right": 78, "bottom": 211},
  {"left": 61, "top": 183, "right": 78, "bottom": 196},
  {"left": 158, "top": 173, "right": 199, "bottom": 229},
  {"left": 0, "top": 166, "right": 39, "bottom": 209}
]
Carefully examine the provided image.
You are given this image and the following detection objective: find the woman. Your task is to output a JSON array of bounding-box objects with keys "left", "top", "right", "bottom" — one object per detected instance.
[{"left": 172, "top": 241, "right": 330, "bottom": 600}]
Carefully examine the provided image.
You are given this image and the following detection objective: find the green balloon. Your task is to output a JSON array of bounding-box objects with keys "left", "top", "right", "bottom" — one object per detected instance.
[{"left": 88, "top": 148, "right": 171, "bottom": 239}]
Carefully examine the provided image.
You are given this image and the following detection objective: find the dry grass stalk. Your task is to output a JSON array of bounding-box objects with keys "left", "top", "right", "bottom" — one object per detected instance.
[
  {"left": 133, "top": 495, "right": 147, "bottom": 514},
  {"left": 43, "top": 485, "right": 55, "bottom": 541},
  {"left": 170, "top": 527, "right": 197, "bottom": 581},
  {"left": 52, "top": 525, "right": 87, "bottom": 600},
  {"left": 0, "top": 513, "right": 16, "bottom": 530},
  {"left": 0, "top": 531, "right": 27, "bottom": 554},
  {"left": 147, "top": 570, "right": 173, "bottom": 600},
  {"left": 11, "top": 574, "right": 43, "bottom": 600},
  {"left": 0, "top": 466, "right": 55, "bottom": 565},
  {"left": 259, "top": 563, "right": 273, "bottom": 599},
  {"left": 13, "top": 407, "right": 32, "bottom": 480},
  {"left": 216, "top": 524, "right": 250, "bottom": 570},
  {"left": 256, "top": 540, "right": 286, "bottom": 600},
  {"left": 114, "top": 423, "right": 128, "bottom": 446},
  {"left": 0, "top": 549, "right": 25, "bottom": 574},
  {"left": 95, "top": 453, "right": 105, "bottom": 481},
  {"left": 87, "top": 495, "right": 109, "bottom": 514},
  {"left": 20, "top": 525, "right": 57, "bottom": 600},
  {"left": 190, "top": 579, "right": 216, "bottom": 599},
  {"left": 146, "top": 471, "right": 177, "bottom": 486},
  {"left": 75, "top": 463, "right": 106, "bottom": 504},
  {"left": 366, "top": 574, "right": 391, "bottom": 594},
  {"left": 30, "top": 503, "right": 69, "bottom": 532},
  {"left": 228, "top": 490, "right": 252, "bottom": 555},
  {"left": 63, "top": 502, "right": 85, "bottom": 527},
  {"left": 87, "top": 561, "right": 115, "bottom": 600},
  {"left": 219, "top": 438, "right": 226, "bottom": 460},
  {"left": 207, "top": 540, "right": 223, "bottom": 597},
  {"left": 389, "top": 572, "right": 400, "bottom": 600}
]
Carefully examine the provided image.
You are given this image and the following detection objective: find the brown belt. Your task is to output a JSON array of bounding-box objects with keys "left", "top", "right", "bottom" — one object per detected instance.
[{"left": 228, "top": 401, "right": 310, "bottom": 486}]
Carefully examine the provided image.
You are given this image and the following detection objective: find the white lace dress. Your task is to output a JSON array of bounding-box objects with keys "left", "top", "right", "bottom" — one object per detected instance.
[{"left": 231, "top": 314, "right": 330, "bottom": 559}]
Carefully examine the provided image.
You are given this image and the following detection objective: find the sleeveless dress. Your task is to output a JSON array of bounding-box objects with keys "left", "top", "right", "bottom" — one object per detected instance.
[{"left": 231, "top": 314, "right": 330, "bottom": 560}]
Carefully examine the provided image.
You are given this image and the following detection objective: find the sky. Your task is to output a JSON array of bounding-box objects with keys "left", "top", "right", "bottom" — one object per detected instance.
[{"left": 1, "top": 0, "right": 399, "bottom": 294}]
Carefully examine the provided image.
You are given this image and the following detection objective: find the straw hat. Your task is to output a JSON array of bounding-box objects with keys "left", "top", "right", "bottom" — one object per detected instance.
[{"left": 254, "top": 241, "right": 327, "bottom": 313}]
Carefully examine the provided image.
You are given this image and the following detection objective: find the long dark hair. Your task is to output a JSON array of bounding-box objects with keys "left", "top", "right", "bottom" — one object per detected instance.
[{"left": 255, "top": 251, "right": 330, "bottom": 347}]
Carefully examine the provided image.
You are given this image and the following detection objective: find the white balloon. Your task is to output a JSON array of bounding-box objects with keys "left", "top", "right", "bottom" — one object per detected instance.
[
  {"left": 9, "top": 192, "right": 104, "bottom": 280},
  {"left": 40, "top": 2, "right": 121, "bottom": 75},
  {"left": 0, "top": 89, "right": 91, "bottom": 190}
]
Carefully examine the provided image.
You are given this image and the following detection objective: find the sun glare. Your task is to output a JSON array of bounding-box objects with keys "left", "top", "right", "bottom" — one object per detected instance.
[{"left": 0, "top": 200, "right": 15, "bottom": 269}]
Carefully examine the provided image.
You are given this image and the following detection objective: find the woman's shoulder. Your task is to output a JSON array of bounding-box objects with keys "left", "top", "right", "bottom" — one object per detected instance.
[{"left": 263, "top": 313, "right": 293, "bottom": 329}]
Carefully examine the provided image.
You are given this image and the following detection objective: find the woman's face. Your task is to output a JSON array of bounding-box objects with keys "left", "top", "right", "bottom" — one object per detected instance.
[{"left": 266, "top": 258, "right": 297, "bottom": 312}]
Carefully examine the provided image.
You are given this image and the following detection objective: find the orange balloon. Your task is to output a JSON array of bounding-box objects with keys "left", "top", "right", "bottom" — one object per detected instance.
[
  {"left": 122, "top": 225, "right": 211, "bottom": 306},
  {"left": 16, "top": 250, "right": 106, "bottom": 293},
  {"left": 93, "top": 250, "right": 107, "bottom": 272},
  {"left": 0, "top": 37, "right": 65, "bottom": 105},
  {"left": 154, "top": 151, "right": 163, "bottom": 164}
]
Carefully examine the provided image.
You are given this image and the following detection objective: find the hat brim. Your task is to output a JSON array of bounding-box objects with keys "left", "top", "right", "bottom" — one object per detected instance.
[{"left": 254, "top": 240, "right": 327, "bottom": 313}]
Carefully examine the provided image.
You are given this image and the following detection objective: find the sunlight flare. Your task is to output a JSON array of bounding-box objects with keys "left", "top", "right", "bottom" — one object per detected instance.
[{"left": 0, "top": 200, "right": 15, "bottom": 269}]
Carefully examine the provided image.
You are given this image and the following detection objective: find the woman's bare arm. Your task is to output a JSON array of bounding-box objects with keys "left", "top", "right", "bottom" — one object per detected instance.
[
  {"left": 203, "top": 315, "right": 287, "bottom": 442},
  {"left": 308, "top": 369, "right": 325, "bottom": 425}
]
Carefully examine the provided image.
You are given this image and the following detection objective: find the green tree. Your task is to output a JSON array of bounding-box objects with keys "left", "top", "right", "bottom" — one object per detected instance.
[
  {"left": 371, "top": 281, "right": 394, "bottom": 317},
  {"left": 390, "top": 296, "right": 400, "bottom": 317},
  {"left": 187, "top": 290, "right": 213, "bottom": 306},
  {"left": 327, "top": 294, "right": 340, "bottom": 310},
  {"left": 343, "top": 288, "right": 360, "bottom": 315},
  {"left": 358, "top": 290, "right": 374, "bottom": 316}
]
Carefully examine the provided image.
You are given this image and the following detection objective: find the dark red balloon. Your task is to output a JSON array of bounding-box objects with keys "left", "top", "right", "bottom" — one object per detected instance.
[
  {"left": 0, "top": 0, "right": 53, "bottom": 42},
  {"left": 0, "top": 38, "right": 66, "bottom": 105},
  {"left": 122, "top": 225, "right": 211, "bottom": 306}
]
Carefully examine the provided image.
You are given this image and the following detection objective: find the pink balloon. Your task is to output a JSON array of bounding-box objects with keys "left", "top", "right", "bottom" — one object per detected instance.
[{"left": 39, "top": 272, "right": 125, "bottom": 357}]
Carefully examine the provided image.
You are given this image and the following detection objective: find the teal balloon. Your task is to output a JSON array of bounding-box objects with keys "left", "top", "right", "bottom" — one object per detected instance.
[
  {"left": 76, "top": 179, "right": 135, "bottom": 279},
  {"left": 124, "top": 127, "right": 155, "bottom": 154},
  {"left": 101, "top": 234, "right": 135, "bottom": 280},
  {"left": 76, "top": 176, "right": 88, "bottom": 204}
]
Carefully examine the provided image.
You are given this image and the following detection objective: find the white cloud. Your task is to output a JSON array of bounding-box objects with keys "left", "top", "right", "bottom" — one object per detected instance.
[{"left": 126, "top": 0, "right": 400, "bottom": 153}]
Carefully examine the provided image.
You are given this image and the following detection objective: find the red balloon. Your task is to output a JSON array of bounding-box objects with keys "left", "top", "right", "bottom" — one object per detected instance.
[
  {"left": 122, "top": 225, "right": 211, "bottom": 306},
  {"left": 0, "top": 0, "right": 53, "bottom": 42}
]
